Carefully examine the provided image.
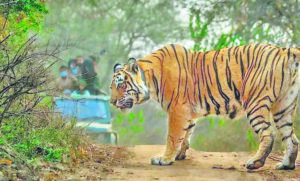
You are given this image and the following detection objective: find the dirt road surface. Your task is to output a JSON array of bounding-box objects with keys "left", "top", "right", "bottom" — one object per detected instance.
[
  {"left": 37, "top": 145, "right": 300, "bottom": 180},
  {"left": 103, "top": 145, "right": 300, "bottom": 181}
]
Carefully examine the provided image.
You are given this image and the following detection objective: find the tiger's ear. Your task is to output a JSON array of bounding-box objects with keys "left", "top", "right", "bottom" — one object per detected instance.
[
  {"left": 113, "top": 63, "right": 122, "bottom": 73},
  {"left": 128, "top": 58, "right": 139, "bottom": 74}
]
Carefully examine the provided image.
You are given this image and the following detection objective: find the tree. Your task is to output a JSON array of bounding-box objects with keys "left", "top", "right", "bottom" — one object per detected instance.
[
  {"left": 0, "top": 0, "right": 51, "bottom": 123},
  {"left": 187, "top": 0, "right": 300, "bottom": 50},
  {"left": 45, "top": 0, "right": 188, "bottom": 90}
]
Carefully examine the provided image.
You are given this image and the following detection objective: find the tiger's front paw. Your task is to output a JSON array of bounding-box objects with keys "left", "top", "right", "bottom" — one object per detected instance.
[
  {"left": 151, "top": 156, "right": 174, "bottom": 166},
  {"left": 245, "top": 158, "right": 265, "bottom": 170}
]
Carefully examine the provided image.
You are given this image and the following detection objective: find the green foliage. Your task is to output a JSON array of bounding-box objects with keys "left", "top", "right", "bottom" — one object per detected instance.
[
  {"left": 189, "top": 13, "right": 244, "bottom": 51},
  {"left": 44, "top": 148, "right": 63, "bottom": 162},
  {"left": 39, "top": 96, "right": 53, "bottom": 109},
  {"left": 189, "top": 13, "right": 210, "bottom": 51},
  {"left": 0, "top": 115, "right": 85, "bottom": 163},
  {"left": 186, "top": 0, "right": 300, "bottom": 46},
  {"left": 214, "top": 33, "right": 245, "bottom": 50},
  {"left": 11, "top": 0, "right": 48, "bottom": 15},
  {"left": 247, "top": 129, "right": 258, "bottom": 150},
  {"left": 191, "top": 116, "right": 259, "bottom": 152},
  {"left": 1, "top": 0, "right": 48, "bottom": 47},
  {"left": 113, "top": 110, "right": 145, "bottom": 145}
]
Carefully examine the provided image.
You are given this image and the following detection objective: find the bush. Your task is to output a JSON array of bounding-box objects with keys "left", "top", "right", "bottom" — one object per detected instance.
[
  {"left": 0, "top": 100, "right": 87, "bottom": 176},
  {"left": 0, "top": 1, "right": 88, "bottom": 179}
]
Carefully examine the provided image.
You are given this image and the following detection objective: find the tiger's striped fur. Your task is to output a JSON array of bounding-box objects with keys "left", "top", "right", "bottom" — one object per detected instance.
[{"left": 110, "top": 43, "right": 300, "bottom": 170}]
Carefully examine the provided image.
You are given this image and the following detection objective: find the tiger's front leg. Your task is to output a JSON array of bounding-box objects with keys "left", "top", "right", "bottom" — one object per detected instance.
[
  {"left": 176, "top": 120, "right": 196, "bottom": 160},
  {"left": 151, "top": 112, "right": 189, "bottom": 165}
]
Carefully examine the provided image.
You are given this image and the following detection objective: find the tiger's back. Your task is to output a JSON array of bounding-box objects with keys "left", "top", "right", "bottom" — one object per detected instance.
[{"left": 138, "top": 43, "right": 299, "bottom": 119}]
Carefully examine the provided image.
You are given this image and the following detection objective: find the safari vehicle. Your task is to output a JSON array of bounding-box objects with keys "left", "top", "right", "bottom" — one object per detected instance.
[{"left": 54, "top": 95, "right": 118, "bottom": 144}]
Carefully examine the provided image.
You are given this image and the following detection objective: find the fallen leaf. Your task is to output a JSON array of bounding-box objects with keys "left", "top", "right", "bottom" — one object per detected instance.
[{"left": 0, "top": 159, "right": 12, "bottom": 165}]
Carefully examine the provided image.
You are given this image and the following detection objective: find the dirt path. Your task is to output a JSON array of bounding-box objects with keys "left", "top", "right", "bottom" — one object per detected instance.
[
  {"left": 104, "top": 145, "right": 300, "bottom": 181},
  {"left": 32, "top": 144, "right": 300, "bottom": 180}
]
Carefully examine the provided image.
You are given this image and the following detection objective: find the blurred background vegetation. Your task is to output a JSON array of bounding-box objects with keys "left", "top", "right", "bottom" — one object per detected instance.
[{"left": 1, "top": 2, "right": 300, "bottom": 176}]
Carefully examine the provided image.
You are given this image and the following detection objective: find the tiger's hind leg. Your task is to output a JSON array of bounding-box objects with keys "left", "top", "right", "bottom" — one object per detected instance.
[
  {"left": 272, "top": 85, "right": 299, "bottom": 170},
  {"left": 245, "top": 101, "right": 276, "bottom": 170},
  {"left": 175, "top": 120, "right": 196, "bottom": 160}
]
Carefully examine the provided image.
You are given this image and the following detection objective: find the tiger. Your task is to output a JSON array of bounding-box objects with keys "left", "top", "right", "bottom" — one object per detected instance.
[{"left": 110, "top": 43, "right": 300, "bottom": 170}]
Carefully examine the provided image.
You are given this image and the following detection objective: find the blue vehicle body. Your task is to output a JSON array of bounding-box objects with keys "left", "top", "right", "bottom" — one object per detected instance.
[{"left": 54, "top": 95, "right": 118, "bottom": 144}]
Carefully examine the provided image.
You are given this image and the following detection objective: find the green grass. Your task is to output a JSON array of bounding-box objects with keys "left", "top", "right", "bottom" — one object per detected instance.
[{"left": 0, "top": 107, "right": 87, "bottom": 165}]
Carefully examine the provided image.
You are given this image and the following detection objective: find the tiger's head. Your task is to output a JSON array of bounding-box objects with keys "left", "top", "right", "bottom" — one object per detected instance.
[{"left": 110, "top": 59, "right": 149, "bottom": 112}]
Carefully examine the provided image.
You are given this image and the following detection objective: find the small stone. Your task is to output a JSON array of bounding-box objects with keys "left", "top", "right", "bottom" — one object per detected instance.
[
  {"left": 212, "top": 165, "right": 224, "bottom": 169},
  {"left": 95, "top": 160, "right": 102, "bottom": 164},
  {"left": 224, "top": 166, "right": 236, "bottom": 170}
]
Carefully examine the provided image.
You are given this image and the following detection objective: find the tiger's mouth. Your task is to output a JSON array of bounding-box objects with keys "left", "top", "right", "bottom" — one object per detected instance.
[{"left": 116, "top": 98, "right": 134, "bottom": 109}]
